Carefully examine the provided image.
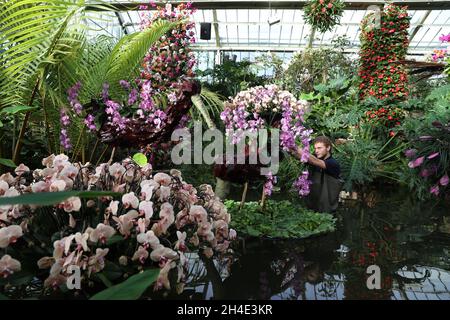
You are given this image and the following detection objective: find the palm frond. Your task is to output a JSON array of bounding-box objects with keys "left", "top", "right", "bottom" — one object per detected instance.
[
  {"left": 0, "top": 0, "right": 86, "bottom": 108},
  {"left": 190, "top": 88, "right": 225, "bottom": 128},
  {"left": 105, "top": 19, "right": 178, "bottom": 94}
]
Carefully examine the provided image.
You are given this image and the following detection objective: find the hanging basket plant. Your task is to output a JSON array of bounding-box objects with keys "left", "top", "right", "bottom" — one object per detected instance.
[{"left": 303, "top": 0, "right": 345, "bottom": 33}]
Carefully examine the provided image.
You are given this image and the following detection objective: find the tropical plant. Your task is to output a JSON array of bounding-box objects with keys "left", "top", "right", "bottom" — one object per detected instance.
[
  {"left": 0, "top": 0, "right": 178, "bottom": 165},
  {"left": 198, "top": 59, "right": 270, "bottom": 99},
  {"left": 283, "top": 48, "right": 354, "bottom": 96},
  {"left": 333, "top": 124, "right": 407, "bottom": 192},
  {"left": 400, "top": 86, "right": 450, "bottom": 199}
]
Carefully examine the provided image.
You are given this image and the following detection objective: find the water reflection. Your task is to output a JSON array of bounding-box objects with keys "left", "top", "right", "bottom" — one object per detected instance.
[{"left": 173, "top": 189, "right": 450, "bottom": 300}]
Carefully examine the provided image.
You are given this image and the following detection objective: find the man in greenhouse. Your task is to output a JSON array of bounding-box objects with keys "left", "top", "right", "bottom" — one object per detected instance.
[{"left": 290, "top": 136, "right": 342, "bottom": 213}]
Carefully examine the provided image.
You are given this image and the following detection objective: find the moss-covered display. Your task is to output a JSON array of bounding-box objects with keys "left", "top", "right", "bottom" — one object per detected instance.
[{"left": 225, "top": 200, "right": 336, "bottom": 239}]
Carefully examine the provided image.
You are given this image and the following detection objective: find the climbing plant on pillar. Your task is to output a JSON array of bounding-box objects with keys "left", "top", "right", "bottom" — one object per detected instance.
[{"left": 358, "top": 4, "right": 410, "bottom": 101}]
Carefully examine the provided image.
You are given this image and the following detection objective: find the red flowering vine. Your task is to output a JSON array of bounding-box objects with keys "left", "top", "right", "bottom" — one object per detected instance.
[
  {"left": 358, "top": 4, "right": 410, "bottom": 101},
  {"left": 365, "top": 106, "right": 404, "bottom": 136}
]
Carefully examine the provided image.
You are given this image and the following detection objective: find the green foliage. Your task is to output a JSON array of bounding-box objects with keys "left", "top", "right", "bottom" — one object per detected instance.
[
  {"left": 225, "top": 200, "right": 336, "bottom": 239},
  {"left": 283, "top": 48, "right": 355, "bottom": 96},
  {"left": 399, "top": 86, "right": 450, "bottom": 199},
  {"left": 333, "top": 125, "right": 406, "bottom": 192},
  {"left": 198, "top": 59, "right": 267, "bottom": 98},
  {"left": 90, "top": 269, "right": 159, "bottom": 300},
  {"left": 302, "top": 75, "right": 362, "bottom": 138},
  {"left": 0, "top": 158, "right": 17, "bottom": 168}
]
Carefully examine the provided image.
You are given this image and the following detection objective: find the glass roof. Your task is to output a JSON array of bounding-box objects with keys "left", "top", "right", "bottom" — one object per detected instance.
[{"left": 85, "top": 1, "right": 450, "bottom": 59}]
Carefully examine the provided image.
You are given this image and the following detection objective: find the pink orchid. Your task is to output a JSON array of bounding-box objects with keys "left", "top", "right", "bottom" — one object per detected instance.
[
  {"left": 229, "top": 229, "right": 237, "bottom": 240},
  {"left": 0, "top": 225, "right": 23, "bottom": 248},
  {"left": 62, "top": 196, "right": 81, "bottom": 212},
  {"left": 189, "top": 205, "right": 208, "bottom": 223},
  {"left": 60, "top": 164, "right": 79, "bottom": 179},
  {"left": 408, "top": 156, "right": 425, "bottom": 168},
  {"left": 113, "top": 210, "right": 139, "bottom": 236},
  {"left": 0, "top": 181, "right": 9, "bottom": 196},
  {"left": 430, "top": 184, "right": 440, "bottom": 196},
  {"left": 150, "top": 244, "right": 178, "bottom": 262},
  {"left": 140, "top": 184, "right": 154, "bottom": 201},
  {"left": 87, "top": 248, "right": 109, "bottom": 275},
  {"left": 107, "top": 200, "right": 119, "bottom": 215},
  {"left": 50, "top": 179, "right": 66, "bottom": 192},
  {"left": 159, "top": 202, "right": 174, "bottom": 222},
  {"left": 31, "top": 181, "right": 49, "bottom": 193},
  {"left": 132, "top": 246, "right": 149, "bottom": 264},
  {"left": 155, "top": 260, "right": 176, "bottom": 290},
  {"left": 158, "top": 185, "right": 171, "bottom": 201},
  {"left": 122, "top": 192, "right": 139, "bottom": 209},
  {"left": 139, "top": 200, "right": 154, "bottom": 219},
  {"left": 0, "top": 173, "right": 15, "bottom": 185},
  {"left": 0, "top": 254, "right": 21, "bottom": 278},
  {"left": 42, "top": 154, "right": 55, "bottom": 168},
  {"left": 14, "top": 163, "right": 30, "bottom": 176},
  {"left": 174, "top": 231, "right": 187, "bottom": 251},
  {"left": 137, "top": 230, "right": 160, "bottom": 248},
  {"left": 197, "top": 221, "right": 212, "bottom": 238},
  {"left": 440, "top": 174, "right": 449, "bottom": 186},
  {"left": 108, "top": 163, "right": 126, "bottom": 180},
  {"left": 153, "top": 172, "right": 172, "bottom": 186},
  {"left": 427, "top": 152, "right": 439, "bottom": 160},
  {"left": 74, "top": 232, "right": 89, "bottom": 251},
  {"left": 88, "top": 223, "right": 116, "bottom": 244}
]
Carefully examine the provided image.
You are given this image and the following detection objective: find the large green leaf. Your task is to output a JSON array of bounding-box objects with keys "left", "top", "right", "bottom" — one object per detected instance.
[
  {"left": 132, "top": 153, "right": 147, "bottom": 167},
  {"left": 0, "top": 158, "right": 17, "bottom": 168},
  {"left": 0, "top": 191, "right": 121, "bottom": 206},
  {"left": 105, "top": 19, "right": 178, "bottom": 91},
  {"left": 90, "top": 269, "right": 160, "bottom": 300},
  {"left": 0, "top": 105, "right": 37, "bottom": 114}
]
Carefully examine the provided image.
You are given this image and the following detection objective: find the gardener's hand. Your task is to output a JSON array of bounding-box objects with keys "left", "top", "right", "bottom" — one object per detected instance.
[{"left": 288, "top": 146, "right": 302, "bottom": 159}]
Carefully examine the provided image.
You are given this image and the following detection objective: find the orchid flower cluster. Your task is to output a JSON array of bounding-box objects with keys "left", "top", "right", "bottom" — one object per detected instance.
[
  {"left": 220, "top": 85, "right": 313, "bottom": 196},
  {"left": 426, "top": 33, "right": 450, "bottom": 63},
  {"left": 405, "top": 129, "right": 449, "bottom": 197},
  {"left": 139, "top": 2, "right": 197, "bottom": 104},
  {"left": 61, "top": 78, "right": 170, "bottom": 151},
  {"left": 0, "top": 154, "right": 236, "bottom": 293}
]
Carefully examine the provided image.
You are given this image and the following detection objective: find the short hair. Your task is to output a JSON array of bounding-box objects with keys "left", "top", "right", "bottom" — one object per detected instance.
[{"left": 313, "top": 136, "right": 332, "bottom": 152}]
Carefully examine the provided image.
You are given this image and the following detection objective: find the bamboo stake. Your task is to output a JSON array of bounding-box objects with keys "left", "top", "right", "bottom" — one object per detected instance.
[{"left": 239, "top": 181, "right": 248, "bottom": 210}]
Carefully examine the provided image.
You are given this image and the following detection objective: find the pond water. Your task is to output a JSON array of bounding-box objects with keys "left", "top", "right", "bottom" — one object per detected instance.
[
  {"left": 2, "top": 186, "right": 449, "bottom": 300},
  {"left": 163, "top": 187, "right": 450, "bottom": 300}
]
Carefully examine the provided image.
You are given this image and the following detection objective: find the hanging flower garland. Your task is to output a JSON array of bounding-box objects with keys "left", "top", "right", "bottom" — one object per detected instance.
[
  {"left": 358, "top": 4, "right": 410, "bottom": 101},
  {"left": 60, "top": 2, "right": 199, "bottom": 151},
  {"left": 220, "top": 85, "right": 313, "bottom": 197},
  {"left": 139, "top": 2, "right": 197, "bottom": 104},
  {"left": 303, "top": 0, "right": 345, "bottom": 33}
]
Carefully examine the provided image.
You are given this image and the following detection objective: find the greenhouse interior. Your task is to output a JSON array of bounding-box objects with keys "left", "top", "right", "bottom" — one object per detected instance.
[{"left": 0, "top": 0, "right": 450, "bottom": 301}]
